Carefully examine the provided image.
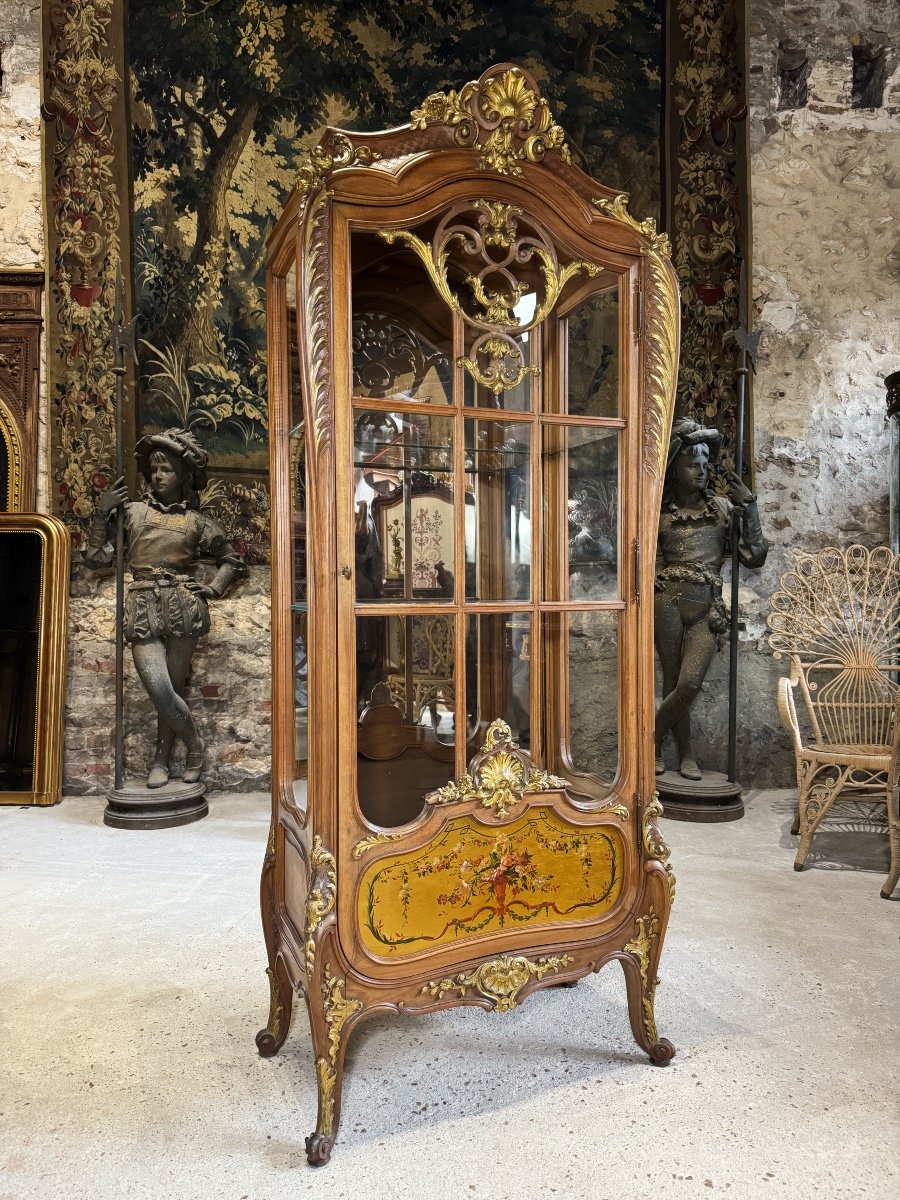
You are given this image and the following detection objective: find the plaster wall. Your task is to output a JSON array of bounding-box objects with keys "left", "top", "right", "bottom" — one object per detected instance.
[
  {"left": 0, "top": 0, "right": 48, "bottom": 509},
  {"left": 716, "top": 0, "right": 900, "bottom": 786}
]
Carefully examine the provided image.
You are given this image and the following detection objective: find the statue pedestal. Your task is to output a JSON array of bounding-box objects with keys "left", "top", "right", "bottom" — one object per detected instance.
[
  {"left": 656, "top": 769, "right": 743, "bottom": 823},
  {"left": 104, "top": 780, "right": 208, "bottom": 829}
]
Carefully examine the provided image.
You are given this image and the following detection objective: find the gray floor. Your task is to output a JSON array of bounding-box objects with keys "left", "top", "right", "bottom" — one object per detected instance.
[{"left": 0, "top": 790, "right": 897, "bottom": 1200}]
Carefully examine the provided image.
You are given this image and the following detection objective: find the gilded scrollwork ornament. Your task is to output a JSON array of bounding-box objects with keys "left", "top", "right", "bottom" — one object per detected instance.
[
  {"left": 426, "top": 719, "right": 567, "bottom": 819},
  {"left": 302, "top": 187, "right": 332, "bottom": 460},
  {"left": 314, "top": 965, "right": 362, "bottom": 1138},
  {"left": 410, "top": 66, "right": 570, "bottom": 177},
  {"left": 624, "top": 909, "right": 661, "bottom": 1046},
  {"left": 351, "top": 830, "right": 404, "bottom": 860},
  {"left": 642, "top": 792, "right": 676, "bottom": 902},
  {"left": 421, "top": 952, "right": 574, "bottom": 1011},
  {"left": 304, "top": 835, "right": 337, "bottom": 975},
  {"left": 379, "top": 200, "right": 598, "bottom": 396},
  {"left": 296, "top": 132, "right": 381, "bottom": 207},
  {"left": 641, "top": 247, "right": 680, "bottom": 481},
  {"left": 592, "top": 194, "right": 672, "bottom": 258},
  {"left": 591, "top": 195, "right": 678, "bottom": 481}
]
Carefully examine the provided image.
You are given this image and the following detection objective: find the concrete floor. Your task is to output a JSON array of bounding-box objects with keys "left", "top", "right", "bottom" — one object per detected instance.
[{"left": 0, "top": 791, "right": 896, "bottom": 1200}]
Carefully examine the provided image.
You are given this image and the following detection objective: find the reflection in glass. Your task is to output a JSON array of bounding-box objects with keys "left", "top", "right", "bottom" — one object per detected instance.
[
  {"left": 543, "top": 424, "right": 619, "bottom": 602},
  {"left": 352, "top": 310, "right": 452, "bottom": 405},
  {"left": 566, "top": 288, "right": 619, "bottom": 418},
  {"left": 463, "top": 325, "right": 533, "bottom": 412},
  {"left": 356, "top": 616, "right": 455, "bottom": 827},
  {"left": 466, "top": 613, "right": 531, "bottom": 753},
  {"left": 465, "top": 420, "right": 531, "bottom": 602},
  {"left": 0, "top": 532, "right": 41, "bottom": 790},
  {"left": 290, "top": 409, "right": 308, "bottom": 768},
  {"left": 354, "top": 410, "right": 455, "bottom": 602},
  {"left": 567, "top": 610, "right": 619, "bottom": 785}
]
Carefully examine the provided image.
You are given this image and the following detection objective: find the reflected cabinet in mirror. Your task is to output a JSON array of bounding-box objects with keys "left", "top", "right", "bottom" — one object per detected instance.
[
  {"left": 0, "top": 514, "right": 70, "bottom": 805},
  {"left": 259, "top": 65, "right": 680, "bottom": 1164}
]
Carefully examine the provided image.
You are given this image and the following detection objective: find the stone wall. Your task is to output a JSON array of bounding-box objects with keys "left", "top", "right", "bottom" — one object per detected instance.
[
  {"left": 719, "top": 0, "right": 900, "bottom": 786},
  {"left": 0, "top": 0, "right": 48, "bottom": 509},
  {"left": 65, "top": 565, "right": 272, "bottom": 794}
]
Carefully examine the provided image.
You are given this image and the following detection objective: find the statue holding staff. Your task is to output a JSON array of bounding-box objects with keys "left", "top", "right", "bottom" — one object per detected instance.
[
  {"left": 654, "top": 417, "right": 768, "bottom": 781},
  {"left": 86, "top": 428, "right": 246, "bottom": 789}
]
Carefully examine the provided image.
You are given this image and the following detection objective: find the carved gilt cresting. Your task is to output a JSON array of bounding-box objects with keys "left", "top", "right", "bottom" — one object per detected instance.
[
  {"left": 425, "top": 718, "right": 567, "bottom": 819},
  {"left": 260, "top": 64, "right": 680, "bottom": 1166},
  {"left": 410, "top": 65, "right": 571, "bottom": 177}
]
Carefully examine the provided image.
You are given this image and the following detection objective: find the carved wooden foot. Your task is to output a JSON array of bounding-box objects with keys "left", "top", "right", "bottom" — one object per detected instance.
[
  {"left": 621, "top": 909, "right": 676, "bottom": 1067},
  {"left": 305, "top": 1131, "right": 334, "bottom": 1166},
  {"left": 647, "top": 1036, "right": 676, "bottom": 1066},
  {"left": 256, "top": 960, "right": 293, "bottom": 1057}
]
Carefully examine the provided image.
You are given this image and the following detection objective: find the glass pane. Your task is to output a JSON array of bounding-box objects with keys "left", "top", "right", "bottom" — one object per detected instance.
[
  {"left": 0, "top": 532, "right": 41, "bottom": 790},
  {"left": 353, "top": 410, "right": 455, "bottom": 601},
  {"left": 287, "top": 278, "right": 309, "bottom": 771},
  {"left": 350, "top": 226, "right": 453, "bottom": 405},
  {"left": 567, "top": 610, "right": 619, "bottom": 785},
  {"left": 466, "top": 613, "right": 531, "bottom": 754},
  {"left": 291, "top": 431, "right": 308, "bottom": 766},
  {"left": 353, "top": 310, "right": 452, "bottom": 405},
  {"left": 463, "top": 324, "right": 533, "bottom": 411},
  {"left": 465, "top": 419, "right": 531, "bottom": 602},
  {"left": 542, "top": 424, "right": 619, "bottom": 602},
  {"left": 566, "top": 287, "right": 619, "bottom": 418},
  {"left": 293, "top": 608, "right": 308, "bottom": 764},
  {"left": 356, "top": 615, "right": 456, "bottom": 827}
]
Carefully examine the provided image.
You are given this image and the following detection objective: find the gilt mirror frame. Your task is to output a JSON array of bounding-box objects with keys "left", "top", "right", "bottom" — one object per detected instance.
[{"left": 0, "top": 514, "right": 71, "bottom": 806}]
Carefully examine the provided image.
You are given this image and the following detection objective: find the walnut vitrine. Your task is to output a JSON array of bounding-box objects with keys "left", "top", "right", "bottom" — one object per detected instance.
[{"left": 258, "top": 65, "right": 680, "bottom": 1165}]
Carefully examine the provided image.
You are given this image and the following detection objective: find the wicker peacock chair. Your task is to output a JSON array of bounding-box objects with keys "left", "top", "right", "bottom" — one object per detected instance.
[{"left": 767, "top": 544, "right": 900, "bottom": 899}]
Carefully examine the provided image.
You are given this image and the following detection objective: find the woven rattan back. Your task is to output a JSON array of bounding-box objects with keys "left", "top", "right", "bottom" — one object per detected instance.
[{"left": 768, "top": 545, "right": 900, "bottom": 748}]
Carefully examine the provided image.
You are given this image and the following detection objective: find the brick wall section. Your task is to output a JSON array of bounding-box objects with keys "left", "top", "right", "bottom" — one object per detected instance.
[{"left": 65, "top": 565, "right": 272, "bottom": 794}]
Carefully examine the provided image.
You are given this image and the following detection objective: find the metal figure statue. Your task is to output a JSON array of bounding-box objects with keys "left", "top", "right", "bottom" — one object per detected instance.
[
  {"left": 654, "top": 418, "right": 767, "bottom": 780},
  {"left": 86, "top": 428, "right": 245, "bottom": 788}
]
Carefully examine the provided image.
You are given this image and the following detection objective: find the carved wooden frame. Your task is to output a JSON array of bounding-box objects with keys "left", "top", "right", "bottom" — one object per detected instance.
[{"left": 0, "top": 269, "right": 44, "bottom": 512}]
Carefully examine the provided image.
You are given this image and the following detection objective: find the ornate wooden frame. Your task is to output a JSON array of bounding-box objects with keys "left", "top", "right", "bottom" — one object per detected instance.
[
  {"left": 0, "top": 269, "right": 44, "bottom": 512},
  {"left": 0, "top": 513, "right": 71, "bottom": 805},
  {"left": 259, "top": 65, "right": 680, "bottom": 1165}
]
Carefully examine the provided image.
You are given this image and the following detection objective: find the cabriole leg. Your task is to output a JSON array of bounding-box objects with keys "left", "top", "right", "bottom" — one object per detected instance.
[
  {"left": 304, "top": 964, "right": 362, "bottom": 1166},
  {"left": 621, "top": 909, "right": 675, "bottom": 1067},
  {"left": 256, "top": 955, "right": 293, "bottom": 1057}
]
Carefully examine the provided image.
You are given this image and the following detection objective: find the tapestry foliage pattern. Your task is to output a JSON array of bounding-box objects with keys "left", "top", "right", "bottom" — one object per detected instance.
[{"left": 43, "top": 1, "right": 750, "bottom": 558}]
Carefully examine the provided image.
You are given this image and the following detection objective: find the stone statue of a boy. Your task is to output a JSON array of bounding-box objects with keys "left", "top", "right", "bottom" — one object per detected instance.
[
  {"left": 86, "top": 428, "right": 245, "bottom": 788},
  {"left": 654, "top": 417, "right": 768, "bottom": 780}
]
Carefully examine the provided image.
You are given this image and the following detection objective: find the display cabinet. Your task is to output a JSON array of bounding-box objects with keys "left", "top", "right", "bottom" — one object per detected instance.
[{"left": 258, "top": 65, "right": 680, "bottom": 1165}]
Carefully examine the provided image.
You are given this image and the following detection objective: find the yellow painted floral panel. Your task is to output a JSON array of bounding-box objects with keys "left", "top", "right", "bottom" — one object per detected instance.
[{"left": 358, "top": 807, "right": 624, "bottom": 957}]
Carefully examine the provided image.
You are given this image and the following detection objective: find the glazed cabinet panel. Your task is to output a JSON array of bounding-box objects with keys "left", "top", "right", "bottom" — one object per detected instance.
[{"left": 259, "top": 65, "right": 680, "bottom": 1165}]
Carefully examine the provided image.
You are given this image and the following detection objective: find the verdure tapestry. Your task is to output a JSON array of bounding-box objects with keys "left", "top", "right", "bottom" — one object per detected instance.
[{"left": 43, "top": 1, "right": 750, "bottom": 561}]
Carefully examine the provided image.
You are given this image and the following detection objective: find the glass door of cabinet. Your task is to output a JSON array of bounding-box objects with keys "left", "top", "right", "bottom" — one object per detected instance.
[{"left": 339, "top": 202, "right": 633, "bottom": 830}]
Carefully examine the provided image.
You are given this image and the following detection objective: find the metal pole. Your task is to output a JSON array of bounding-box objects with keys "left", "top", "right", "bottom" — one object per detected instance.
[
  {"left": 727, "top": 367, "right": 746, "bottom": 783},
  {"left": 111, "top": 271, "right": 136, "bottom": 793},
  {"left": 724, "top": 262, "right": 760, "bottom": 786}
]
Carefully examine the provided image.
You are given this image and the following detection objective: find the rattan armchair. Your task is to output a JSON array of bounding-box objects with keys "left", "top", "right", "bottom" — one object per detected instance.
[{"left": 767, "top": 544, "right": 900, "bottom": 899}]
